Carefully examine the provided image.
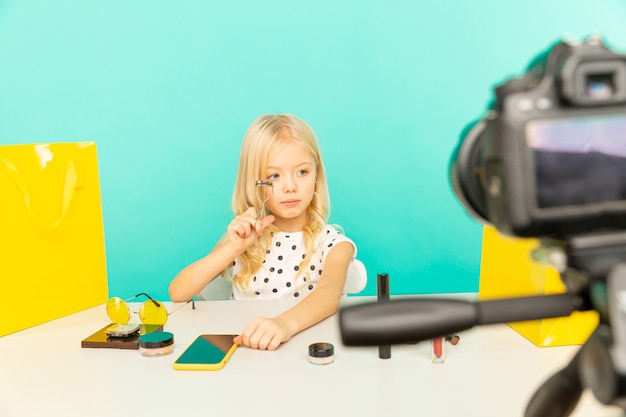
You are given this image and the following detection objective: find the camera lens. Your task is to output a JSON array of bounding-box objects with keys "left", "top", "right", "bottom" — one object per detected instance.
[{"left": 450, "top": 119, "right": 489, "bottom": 223}]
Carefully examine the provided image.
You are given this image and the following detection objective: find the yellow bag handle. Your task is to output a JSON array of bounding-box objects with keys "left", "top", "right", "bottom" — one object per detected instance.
[{"left": 0, "top": 154, "right": 77, "bottom": 229}]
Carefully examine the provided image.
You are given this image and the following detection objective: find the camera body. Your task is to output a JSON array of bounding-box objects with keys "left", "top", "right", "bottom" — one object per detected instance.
[{"left": 452, "top": 36, "right": 626, "bottom": 238}]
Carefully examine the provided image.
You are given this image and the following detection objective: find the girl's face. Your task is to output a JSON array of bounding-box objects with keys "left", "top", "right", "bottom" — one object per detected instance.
[{"left": 263, "top": 141, "right": 317, "bottom": 232}]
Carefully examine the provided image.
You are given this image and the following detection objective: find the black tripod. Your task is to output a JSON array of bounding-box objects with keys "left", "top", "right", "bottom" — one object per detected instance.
[
  {"left": 339, "top": 231, "right": 626, "bottom": 416},
  {"left": 524, "top": 231, "right": 626, "bottom": 416}
]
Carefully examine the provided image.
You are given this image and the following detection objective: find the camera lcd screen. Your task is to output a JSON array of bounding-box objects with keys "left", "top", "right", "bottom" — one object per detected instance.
[{"left": 527, "top": 115, "right": 626, "bottom": 209}]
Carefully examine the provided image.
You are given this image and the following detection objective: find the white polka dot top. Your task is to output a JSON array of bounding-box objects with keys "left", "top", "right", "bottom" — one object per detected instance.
[{"left": 232, "top": 225, "right": 356, "bottom": 300}]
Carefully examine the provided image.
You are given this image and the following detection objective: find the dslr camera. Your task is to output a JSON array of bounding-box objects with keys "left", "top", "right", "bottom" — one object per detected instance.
[
  {"left": 340, "top": 37, "right": 626, "bottom": 415},
  {"left": 451, "top": 35, "right": 626, "bottom": 239}
]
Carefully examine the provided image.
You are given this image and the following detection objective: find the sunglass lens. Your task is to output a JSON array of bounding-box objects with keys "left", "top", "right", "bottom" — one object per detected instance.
[
  {"left": 139, "top": 300, "right": 168, "bottom": 325},
  {"left": 106, "top": 297, "right": 130, "bottom": 324}
]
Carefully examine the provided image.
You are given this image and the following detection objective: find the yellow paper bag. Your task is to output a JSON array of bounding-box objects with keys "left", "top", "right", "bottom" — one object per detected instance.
[
  {"left": 0, "top": 142, "right": 108, "bottom": 336},
  {"left": 479, "top": 226, "right": 598, "bottom": 347}
]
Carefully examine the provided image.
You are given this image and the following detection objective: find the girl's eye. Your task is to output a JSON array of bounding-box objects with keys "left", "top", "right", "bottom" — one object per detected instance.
[
  {"left": 297, "top": 169, "right": 309, "bottom": 177},
  {"left": 267, "top": 173, "right": 279, "bottom": 181}
]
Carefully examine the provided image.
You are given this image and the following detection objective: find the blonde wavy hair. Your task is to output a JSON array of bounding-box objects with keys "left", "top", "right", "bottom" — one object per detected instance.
[{"left": 228, "top": 114, "right": 330, "bottom": 293}]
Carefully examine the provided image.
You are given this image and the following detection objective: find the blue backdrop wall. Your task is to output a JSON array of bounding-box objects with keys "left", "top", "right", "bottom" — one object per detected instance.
[{"left": 1, "top": 1, "right": 626, "bottom": 301}]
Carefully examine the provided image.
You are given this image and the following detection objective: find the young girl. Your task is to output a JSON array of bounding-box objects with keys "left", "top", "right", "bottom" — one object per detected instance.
[{"left": 169, "top": 114, "right": 356, "bottom": 351}]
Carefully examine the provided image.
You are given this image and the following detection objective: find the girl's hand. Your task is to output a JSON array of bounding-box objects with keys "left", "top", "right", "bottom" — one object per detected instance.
[
  {"left": 225, "top": 207, "right": 274, "bottom": 254},
  {"left": 233, "top": 317, "right": 294, "bottom": 350}
]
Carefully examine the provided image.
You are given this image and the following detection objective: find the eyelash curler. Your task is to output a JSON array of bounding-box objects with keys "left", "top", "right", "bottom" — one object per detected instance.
[{"left": 255, "top": 180, "right": 273, "bottom": 219}]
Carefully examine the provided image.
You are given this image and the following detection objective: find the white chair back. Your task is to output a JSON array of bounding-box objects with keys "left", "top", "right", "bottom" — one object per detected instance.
[{"left": 342, "top": 259, "right": 368, "bottom": 295}]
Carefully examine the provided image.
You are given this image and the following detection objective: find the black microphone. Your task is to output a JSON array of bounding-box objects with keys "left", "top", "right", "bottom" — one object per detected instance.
[
  {"left": 377, "top": 273, "right": 392, "bottom": 359},
  {"left": 339, "top": 294, "right": 585, "bottom": 346}
]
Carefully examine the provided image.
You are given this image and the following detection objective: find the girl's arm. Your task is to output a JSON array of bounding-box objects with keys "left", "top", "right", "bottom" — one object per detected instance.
[
  {"left": 234, "top": 241, "right": 354, "bottom": 350},
  {"left": 168, "top": 240, "right": 239, "bottom": 302},
  {"left": 168, "top": 208, "right": 275, "bottom": 302}
]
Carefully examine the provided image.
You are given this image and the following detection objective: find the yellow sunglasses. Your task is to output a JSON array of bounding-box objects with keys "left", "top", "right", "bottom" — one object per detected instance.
[{"left": 106, "top": 292, "right": 195, "bottom": 326}]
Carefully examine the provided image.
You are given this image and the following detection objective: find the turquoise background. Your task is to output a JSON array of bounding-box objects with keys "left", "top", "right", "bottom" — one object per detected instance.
[{"left": 1, "top": 1, "right": 626, "bottom": 301}]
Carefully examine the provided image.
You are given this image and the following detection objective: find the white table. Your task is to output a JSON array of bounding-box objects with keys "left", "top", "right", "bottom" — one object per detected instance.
[{"left": 0, "top": 297, "right": 622, "bottom": 417}]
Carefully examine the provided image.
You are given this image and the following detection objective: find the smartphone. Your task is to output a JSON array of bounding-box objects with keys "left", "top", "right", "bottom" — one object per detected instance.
[{"left": 173, "top": 334, "right": 239, "bottom": 371}]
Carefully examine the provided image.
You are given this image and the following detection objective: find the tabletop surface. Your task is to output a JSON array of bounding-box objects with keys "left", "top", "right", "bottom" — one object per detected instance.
[{"left": 0, "top": 296, "right": 623, "bottom": 417}]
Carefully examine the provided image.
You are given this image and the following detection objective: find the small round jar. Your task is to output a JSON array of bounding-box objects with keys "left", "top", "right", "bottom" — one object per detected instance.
[
  {"left": 139, "top": 331, "right": 174, "bottom": 357},
  {"left": 308, "top": 342, "right": 335, "bottom": 365}
]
